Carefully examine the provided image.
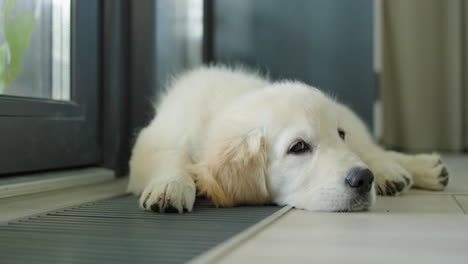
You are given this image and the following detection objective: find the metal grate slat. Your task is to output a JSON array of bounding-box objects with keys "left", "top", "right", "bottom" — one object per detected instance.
[{"left": 0, "top": 195, "right": 282, "bottom": 263}]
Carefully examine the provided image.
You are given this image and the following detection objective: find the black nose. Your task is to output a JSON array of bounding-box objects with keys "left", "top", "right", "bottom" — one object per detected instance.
[{"left": 345, "top": 167, "right": 374, "bottom": 194}]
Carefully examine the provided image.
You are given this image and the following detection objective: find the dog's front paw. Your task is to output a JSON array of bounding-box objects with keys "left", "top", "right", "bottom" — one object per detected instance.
[
  {"left": 406, "top": 154, "right": 449, "bottom": 191},
  {"left": 139, "top": 177, "right": 196, "bottom": 213},
  {"left": 368, "top": 159, "right": 413, "bottom": 196}
]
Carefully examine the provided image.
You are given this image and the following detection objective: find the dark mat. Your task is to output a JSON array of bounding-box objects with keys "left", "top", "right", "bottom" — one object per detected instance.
[{"left": 0, "top": 195, "right": 283, "bottom": 264}]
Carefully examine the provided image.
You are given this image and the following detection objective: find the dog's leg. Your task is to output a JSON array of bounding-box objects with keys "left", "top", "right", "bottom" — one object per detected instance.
[
  {"left": 336, "top": 103, "right": 413, "bottom": 196},
  {"left": 386, "top": 151, "right": 449, "bottom": 191},
  {"left": 128, "top": 127, "right": 196, "bottom": 213},
  {"left": 361, "top": 150, "right": 414, "bottom": 196},
  {"left": 137, "top": 152, "right": 196, "bottom": 213}
]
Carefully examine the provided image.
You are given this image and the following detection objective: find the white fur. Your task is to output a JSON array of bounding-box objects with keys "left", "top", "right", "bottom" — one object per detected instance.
[{"left": 128, "top": 66, "right": 449, "bottom": 212}]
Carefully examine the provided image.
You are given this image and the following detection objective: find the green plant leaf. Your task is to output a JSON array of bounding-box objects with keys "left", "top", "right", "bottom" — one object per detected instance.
[
  {"left": 0, "top": 44, "right": 7, "bottom": 93},
  {"left": 4, "top": 9, "right": 36, "bottom": 86},
  {"left": 3, "top": 0, "right": 15, "bottom": 18}
]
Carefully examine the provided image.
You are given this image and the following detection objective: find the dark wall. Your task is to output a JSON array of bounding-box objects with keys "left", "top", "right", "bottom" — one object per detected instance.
[{"left": 211, "top": 0, "right": 375, "bottom": 126}]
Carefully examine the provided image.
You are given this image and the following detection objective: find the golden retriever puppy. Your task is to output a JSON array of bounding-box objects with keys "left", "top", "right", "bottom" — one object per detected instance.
[{"left": 127, "top": 66, "right": 449, "bottom": 213}]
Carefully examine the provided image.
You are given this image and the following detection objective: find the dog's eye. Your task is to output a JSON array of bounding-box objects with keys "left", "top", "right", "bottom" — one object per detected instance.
[
  {"left": 288, "top": 140, "right": 311, "bottom": 154},
  {"left": 338, "top": 128, "right": 346, "bottom": 141}
]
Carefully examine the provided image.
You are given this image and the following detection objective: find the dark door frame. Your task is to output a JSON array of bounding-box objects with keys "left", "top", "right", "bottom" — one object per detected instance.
[{"left": 101, "top": 0, "right": 157, "bottom": 176}]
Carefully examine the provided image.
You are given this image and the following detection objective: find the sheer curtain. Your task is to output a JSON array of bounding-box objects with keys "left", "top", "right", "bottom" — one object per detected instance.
[{"left": 381, "top": 0, "right": 467, "bottom": 152}]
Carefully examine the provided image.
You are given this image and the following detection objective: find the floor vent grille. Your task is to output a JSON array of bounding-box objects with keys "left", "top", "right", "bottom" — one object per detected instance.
[{"left": 0, "top": 195, "right": 282, "bottom": 263}]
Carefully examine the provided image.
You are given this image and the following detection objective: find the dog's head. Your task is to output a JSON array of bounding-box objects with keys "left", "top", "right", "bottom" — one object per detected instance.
[{"left": 195, "top": 82, "right": 376, "bottom": 211}]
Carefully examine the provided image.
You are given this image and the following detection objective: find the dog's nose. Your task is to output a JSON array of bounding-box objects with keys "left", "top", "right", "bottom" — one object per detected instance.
[{"left": 345, "top": 167, "right": 374, "bottom": 194}]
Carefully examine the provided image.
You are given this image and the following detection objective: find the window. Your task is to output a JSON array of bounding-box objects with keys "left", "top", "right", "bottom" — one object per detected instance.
[
  {"left": 155, "top": 0, "right": 204, "bottom": 87},
  {"left": 0, "top": 0, "right": 70, "bottom": 100},
  {"left": 0, "top": 0, "right": 99, "bottom": 175},
  {"left": 0, "top": 0, "right": 205, "bottom": 177}
]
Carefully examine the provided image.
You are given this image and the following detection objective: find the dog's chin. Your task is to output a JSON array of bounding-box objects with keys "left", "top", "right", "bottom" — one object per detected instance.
[
  {"left": 333, "top": 203, "right": 370, "bottom": 212},
  {"left": 318, "top": 192, "right": 375, "bottom": 212},
  {"left": 339, "top": 192, "right": 375, "bottom": 212},
  {"left": 282, "top": 188, "right": 376, "bottom": 212}
]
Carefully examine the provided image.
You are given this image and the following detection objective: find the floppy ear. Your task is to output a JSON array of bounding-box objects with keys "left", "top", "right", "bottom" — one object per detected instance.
[{"left": 195, "top": 130, "right": 271, "bottom": 207}]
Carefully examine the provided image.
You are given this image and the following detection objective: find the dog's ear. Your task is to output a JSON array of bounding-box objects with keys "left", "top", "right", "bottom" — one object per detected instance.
[{"left": 195, "top": 129, "right": 271, "bottom": 207}]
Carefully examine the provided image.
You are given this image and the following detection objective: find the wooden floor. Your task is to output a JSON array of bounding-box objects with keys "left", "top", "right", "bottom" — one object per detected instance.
[{"left": 215, "top": 155, "right": 468, "bottom": 264}]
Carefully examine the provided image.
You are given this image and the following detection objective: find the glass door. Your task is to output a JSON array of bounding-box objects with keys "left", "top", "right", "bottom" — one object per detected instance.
[{"left": 0, "top": 0, "right": 100, "bottom": 174}]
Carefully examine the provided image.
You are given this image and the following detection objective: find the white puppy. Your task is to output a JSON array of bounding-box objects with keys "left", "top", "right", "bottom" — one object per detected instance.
[{"left": 127, "top": 66, "right": 449, "bottom": 213}]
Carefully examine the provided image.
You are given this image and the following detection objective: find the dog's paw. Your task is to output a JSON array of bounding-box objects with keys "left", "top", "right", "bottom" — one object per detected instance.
[
  {"left": 368, "top": 159, "right": 413, "bottom": 196},
  {"left": 406, "top": 154, "right": 449, "bottom": 191},
  {"left": 139, "top": 176, "right": 196, "bottom": 213}
]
